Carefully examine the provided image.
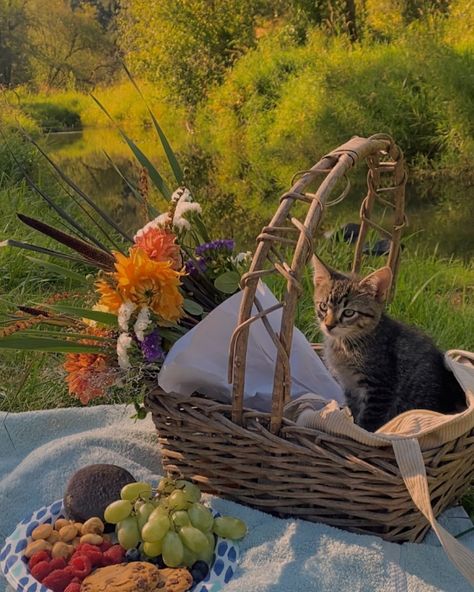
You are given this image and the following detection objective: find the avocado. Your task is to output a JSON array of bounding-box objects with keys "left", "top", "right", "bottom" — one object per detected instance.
[{"left": 64, "top": 464, "right": 136, "bottom": 523}]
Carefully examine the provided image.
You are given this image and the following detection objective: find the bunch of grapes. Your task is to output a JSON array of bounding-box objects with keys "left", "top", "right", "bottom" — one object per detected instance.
[{"left": 103, "top": 478, "right": 246, "bottom": 570}]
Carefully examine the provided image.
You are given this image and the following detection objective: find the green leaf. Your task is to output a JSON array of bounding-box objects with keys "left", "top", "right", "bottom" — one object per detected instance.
[
  {"left": 15, "top": 329, "right": 112, "bottom": 341},
  {"left": 23, "top": 131, "right": 133, "bottom": 245},
  {"left": 123, "top": 64, "right": 184, "bottom": 185},
  {"left": 214, "top": 271, "right": 241, "bottom": 294},
  {"left": 183, "top": 298, "right": 204, "bottom": 317},
  {"left": 25, "top": 256, "right": 89, "bottom": 285},
  {"left": 1, "top": 239, "right": 97, "bottom": 267},
  {"left": 0, "top": 336, "right": 105, "bottom": 353},
  {"left": 90, "top": 95, "right": 172, "bottom": 199},
  {"left": 46, "top": 304, "right": 118, "bottom": 327}
]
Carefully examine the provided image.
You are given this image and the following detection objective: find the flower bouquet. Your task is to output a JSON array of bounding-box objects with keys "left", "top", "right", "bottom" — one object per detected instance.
[{"left": 0, "top": 97, "right": 251, "bottom": 415}]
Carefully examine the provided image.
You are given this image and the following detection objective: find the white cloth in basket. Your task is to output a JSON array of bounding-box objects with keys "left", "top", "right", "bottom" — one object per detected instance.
[{"left": 158, "top": 282, "right": 344, "bottom": 410}]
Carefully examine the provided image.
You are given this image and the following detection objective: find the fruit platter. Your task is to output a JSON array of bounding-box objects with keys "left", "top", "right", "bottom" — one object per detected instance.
[{"left": 0, "top": 465, "right": 245, "bottom": 592}]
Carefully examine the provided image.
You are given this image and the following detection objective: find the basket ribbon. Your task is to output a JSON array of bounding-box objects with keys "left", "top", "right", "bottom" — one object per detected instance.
[
  {"left": 392, "top": 437, "right": 474, "bottom": 585},
  {"left": 286, "top": 350, "right": 474, "bottom": 585}
]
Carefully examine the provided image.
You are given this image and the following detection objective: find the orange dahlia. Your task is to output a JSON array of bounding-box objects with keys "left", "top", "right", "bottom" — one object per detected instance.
[
  {"left": 114, "top": 247, "right": 183, "bottom": 321},
  {"left": 134, "top": 226, "right": 182, "bottom": 269},
  {"left": 64, "top": 328, "right": 117, "bottom": 404},
  {"left": 64, "top": 353, "right": 117, "bottom": 404}
]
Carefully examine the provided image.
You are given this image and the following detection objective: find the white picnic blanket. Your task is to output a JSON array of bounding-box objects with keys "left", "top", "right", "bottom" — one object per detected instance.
[{"left": 1, "top": 405, "right": 473, "bottom": 592}]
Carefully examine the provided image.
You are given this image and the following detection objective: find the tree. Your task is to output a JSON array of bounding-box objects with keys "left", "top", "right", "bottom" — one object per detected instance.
[
  {"left": 25, "top": 0, "right": 118, "bottom": 89},
  {"left": 118, "top": 0, "right": 259, "bottom": 107},
  {"left": 0, "top": 0, "right": 29, "bottom": 86}
]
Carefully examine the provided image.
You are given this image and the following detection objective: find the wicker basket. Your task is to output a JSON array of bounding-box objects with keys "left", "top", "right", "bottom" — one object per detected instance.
[{"left": 146, "top": 134, "right": 474, "bottom": 546}]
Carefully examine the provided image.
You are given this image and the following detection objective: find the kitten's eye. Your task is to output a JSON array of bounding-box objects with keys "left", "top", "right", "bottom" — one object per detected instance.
[
  {"left": 342, "top": 309, "right": 356, "bottom": 318},
  {"left": 318, "top": 302, "right": 328, "bottom": 312}
]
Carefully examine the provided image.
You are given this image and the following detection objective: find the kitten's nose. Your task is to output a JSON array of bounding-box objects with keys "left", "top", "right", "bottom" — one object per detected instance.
[{"left": 324, "top": 312, "right": 337, "bottom": 332}]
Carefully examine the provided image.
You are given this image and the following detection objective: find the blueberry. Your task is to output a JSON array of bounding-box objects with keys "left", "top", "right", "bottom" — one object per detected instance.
[
  {"left": 191, "top": 567, "right": 206, "bottom": 585},
  {"left": 192, "top": 560, "right": 209, "bottom": 579},
  {"left": 125, "top": 548, "right": 141, "bottom": 562},
  {"left": 145, "top": 554, "right": 166, "bottom": 568}
]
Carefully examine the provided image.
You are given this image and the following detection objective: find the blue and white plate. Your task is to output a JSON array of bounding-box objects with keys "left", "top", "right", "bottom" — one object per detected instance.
[{"left": 0, "top": 500, "right": 239, "bottom": 592}]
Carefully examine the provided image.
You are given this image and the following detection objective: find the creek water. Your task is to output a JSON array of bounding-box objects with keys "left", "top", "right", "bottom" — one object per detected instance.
[{"left": 45, "top": 128, "right": 474, "bottom": 261}]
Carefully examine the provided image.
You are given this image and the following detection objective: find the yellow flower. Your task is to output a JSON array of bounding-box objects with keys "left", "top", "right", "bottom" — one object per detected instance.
[
  {"left": 113, "top": 247, "right": 183, "bottom": 321},
  {"left": 96, "top": 279, "right": 122, "bottom": 313}
]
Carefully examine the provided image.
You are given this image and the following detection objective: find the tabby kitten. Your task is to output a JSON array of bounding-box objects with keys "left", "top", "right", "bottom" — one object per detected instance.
[{"left": 312, "top": 256, "right": 465, "bottom": 431}]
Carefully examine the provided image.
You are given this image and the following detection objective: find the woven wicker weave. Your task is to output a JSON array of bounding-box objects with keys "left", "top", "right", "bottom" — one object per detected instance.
[{"left": 146, "top": 134, "right": 474, "bottom": 543}]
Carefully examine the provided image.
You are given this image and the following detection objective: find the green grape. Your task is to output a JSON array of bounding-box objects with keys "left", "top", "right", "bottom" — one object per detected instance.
[
  {"left": 143, "top": 540, "right": 163, "bottom": 558},
  {"left": 121, "top": 481, "right": 152, "bottom": 501},
  {"left": 168, "top": 490, "right": 189, "bottom": 510},
  {"left": 178, "top": 526, "right": 209, "bottom": 553},
  {"left": 162, "top": 531, "right": 184, "bottom": 567},
  {"left": 188, "top": 503, "right": 213, "bottom": 532},
  {"left": 148, "top": 506, "right": 169, "bottom": 522},
  {"left": 104, "top": 499, "right": 133, "bottom": 524},
  {"left": 117, "top": 516, "right": 141, "bottom": 550},
  {"left": 176, "top": 480, "right": 201, "bottom": 503},
  {"left": 157, "top": 477, "right": 176, "bottom": 495},
  {"left": 137, "top": 502, "right": 155, "bottom": 531},
  {"left": 213, "top": 516, "right": 247, "bottom": 540},
  {"left": 134, "top": 499, "right": 145, "bottom": 512},
  {"left": 195, "top": 533, "right": 214, "bottom": 563},
  {"left": 181, "top": 544, "right": 198, "bottom": 568},
  {"left": 171, "top": 510, "right": 191, "bottom": 528},
  {"left": 141, "top": 514, "right": 170, "bottom": 542}
]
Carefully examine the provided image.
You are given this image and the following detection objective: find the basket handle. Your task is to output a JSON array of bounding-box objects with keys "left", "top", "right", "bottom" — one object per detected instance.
[{"left": 230, "top": 134, "right": 407, "bottom": 433}]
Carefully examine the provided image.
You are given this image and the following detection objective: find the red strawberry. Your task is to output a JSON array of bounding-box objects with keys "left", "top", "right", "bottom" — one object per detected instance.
[
  {"left": 64, "top": 583, "right": 82, "bottom": 592},
  {"left": 69, "top": 554, "right": 92, "bottom": 579},
  {"left": 30, "top": 560, "right": 52, "bottom": 582},
  {"left": 42, "top": 568, "right": 74, "bottom": 592},
  {"left": 28, "top": 550, "right": 51, "bottom": 570}
]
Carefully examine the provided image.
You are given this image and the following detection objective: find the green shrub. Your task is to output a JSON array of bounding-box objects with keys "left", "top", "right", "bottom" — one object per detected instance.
[
  {"left": 22, "top": 101, "right": 82, "bottom": 131},
  {"left": 196, "top": 25, "right": 474, "bottom": 212}
]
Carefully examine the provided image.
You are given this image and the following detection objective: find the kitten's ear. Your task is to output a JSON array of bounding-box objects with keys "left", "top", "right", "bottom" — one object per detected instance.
[
  {"left": 311, "top": 255, "right": 332, "bottom": 287},
  {"left": 359, "top": 266, "right": 392, "bottom": 302}
]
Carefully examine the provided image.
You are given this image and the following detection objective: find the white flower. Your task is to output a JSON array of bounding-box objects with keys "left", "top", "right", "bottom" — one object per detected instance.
[
  {"left": 134, "top": 307, "right": 151, "bottom": 342},
  {"left": 117, "top": 301, "right": 136, "bottom": 332},
  {"left": 232, "top": 251, "right": 252, "bottom": 265},
  {"left": 173, "top": 199, "right": 202, "bottom": 231},
  {"left": 171, "top": 186, "right": 192, "bottom": 203},
  {"left": 134, "top": 220, "right": 157, "bottom": 241},
  {"left": 117, "top": 332, "right": 133, "bottom": 370}
]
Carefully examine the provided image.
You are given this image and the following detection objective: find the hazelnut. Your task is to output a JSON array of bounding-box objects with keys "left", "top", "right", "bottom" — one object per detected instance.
[
  {"left": 25, "top": 539, "right": 52, "bottom": 558},
  {"left": 31, "top": 524, "right": 53, "bottom": 541},
  {"left": 81, "top": 517, "right": 105, "bottom": 535},
  {"left": 52, "top": 541, "right": 74, "bottom": 559},
  {"left": 47, "top": 531, "right": 61, "bottom": 545},
  {"left": 54, "top": 518, "right": 70, "bottom": 530},
  {"left": 59, "top": 524, "right": 77, "bottom": 542},
  {"left": 80, "top": 533, "right": 103, "bottom": 545}
]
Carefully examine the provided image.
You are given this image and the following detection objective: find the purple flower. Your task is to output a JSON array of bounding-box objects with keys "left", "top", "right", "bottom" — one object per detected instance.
[
  {"left": 195, "top": 239, "right": 235, "bottom": 258},
  {"left": 185, "top": 257, "right": 207, "bottom": 276},
  {"left": 141, "top": 329, "right": 165, "bottom": 363}
]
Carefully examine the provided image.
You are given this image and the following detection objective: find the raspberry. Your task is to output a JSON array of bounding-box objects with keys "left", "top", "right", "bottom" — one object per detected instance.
[
  {"left": 28, "top": 550, "right": 51, "bottom": 570},
  {"left": 42, "top": 568, "right": 74, "bottom": 592},
  {"left": 103, "top": 544, "right": 126, "bottom": 566},
  {"left": 99, "top": 539, "right": 112, "bottom": 552},
  {"left": 30, "top": 560, "right": 52, "bottom": 582},
  {"left": 48, "top": 557, "right": 67, "bottom": 571},
  {"left": 64, "top": 583, "right": 82, "bottom": 592},
  {"left": 78, "top": 543, "right": 103, "bottom": 567},
  {"left": 69, "top": 554, "right": 92, "bottom": 579}
]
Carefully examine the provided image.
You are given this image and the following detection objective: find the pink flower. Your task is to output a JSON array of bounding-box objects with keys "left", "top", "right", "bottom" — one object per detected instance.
[{"left": 134, "top": 226, "right": 182, "bottom": 269}]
